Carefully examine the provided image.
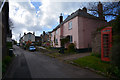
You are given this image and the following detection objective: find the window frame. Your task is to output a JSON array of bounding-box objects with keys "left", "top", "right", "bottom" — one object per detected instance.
[
  {"left": 56, "top": 30, "right": 58, "bottom": 34},
  {"left": 55, "top": 38, "right": 58, "bottom": 45},
  {"left": 68, "top": 21, "right": 72, "bottom": 30},
  {"left": 70, "top": 35, "right": 73, "bottom": 43}
]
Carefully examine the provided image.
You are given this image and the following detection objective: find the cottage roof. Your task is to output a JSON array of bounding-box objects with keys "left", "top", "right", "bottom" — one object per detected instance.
[
  {"left": 52, "top": 8, "right": 106, "bottom": 32},
  {"left": 20, "top": 32, "right": 34, "bottom": 40},
  {"left": 35, "top": 36, "right": 41, "bottom": 38},
  {"left": 0, "top": 0, "right": 6, "bottom": 12}
]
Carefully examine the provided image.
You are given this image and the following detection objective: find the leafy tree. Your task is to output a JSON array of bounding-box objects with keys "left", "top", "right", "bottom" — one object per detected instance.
[{"left": 111, "top": 14, "right": 120, "bottom": 70}]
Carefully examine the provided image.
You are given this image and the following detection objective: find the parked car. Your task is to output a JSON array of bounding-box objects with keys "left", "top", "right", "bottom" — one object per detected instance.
[
  {"left": 29, "top": 46, "right": 36, "bottom": 51},
  {"left": 16, "top": 43, "right": 20, "bottom": 46}
]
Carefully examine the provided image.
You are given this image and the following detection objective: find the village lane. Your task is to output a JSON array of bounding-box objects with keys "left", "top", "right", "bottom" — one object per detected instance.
[
  {"left": 3, "top": 45, "right": 31, "bottom": 79},
  {"left": 4, "top": 45, "right": 104, "bottom": 79}
]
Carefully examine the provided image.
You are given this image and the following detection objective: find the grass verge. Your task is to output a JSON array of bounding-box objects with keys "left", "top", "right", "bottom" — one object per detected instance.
[
  {"left": 2, "top": 55, "right": 14, "bottom": 76},
  {"left": 73, "top": 55, "right": 110, "bottom": 73},
  {"left": 46, "top": 53, "right": 61, "bottom": 58},
  {"left": 72, "top": 55, "right": 119, "bottom": 78}
]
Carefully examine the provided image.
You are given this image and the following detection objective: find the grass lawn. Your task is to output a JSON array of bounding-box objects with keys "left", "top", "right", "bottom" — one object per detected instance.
[{"left": 72, "top": 55, "right": 111, "bottom": 74}]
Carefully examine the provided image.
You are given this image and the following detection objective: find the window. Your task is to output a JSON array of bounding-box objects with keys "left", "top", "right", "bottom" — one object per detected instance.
[
  {"left": 70, "top": 36, "right": 72, "bottom": 43},
  {"left": 29, "top": 34, "right": 31, "bottom": 40},
  {"left": 55, "top": 39, "right": 58, "bottom": 44},
  {"left": 56, "top": 30, "right": 58, "bottom": 34},
  {"left": 37, "top": 40, "right": 39, "bottom": 42},
  {"left": 48, "top": 38, "right": 49, "bottom": 41},
  {"left": 68, "top": 21, "right": 72, "bottom": 30},
  {"left": 51, "top": 33, "right": 52, "bottom": 37}
]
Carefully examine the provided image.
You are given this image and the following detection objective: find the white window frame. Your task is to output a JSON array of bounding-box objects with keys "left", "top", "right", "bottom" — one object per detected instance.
[
  {"left": 51, "top": 33, "right": 52, "bottom": 37},
  {"left": 70, "top": 35, "right": 73, "bottom": 43},
  {"left": 56, "top": 30, "right": 58, "bottom": 34},
  {"left": 68, "top": 21, "right": 72, "bottom": 30},
  {"left": 37, "top": 40, "right": 39, "bottom": 42},
  {"left": 55, "top": 39, "right": 58, "bottom": 44}
]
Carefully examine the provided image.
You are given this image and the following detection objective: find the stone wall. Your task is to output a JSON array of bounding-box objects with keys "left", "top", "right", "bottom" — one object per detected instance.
[{"left": 91, "top": 31, "right": 101, "bottom": 54}]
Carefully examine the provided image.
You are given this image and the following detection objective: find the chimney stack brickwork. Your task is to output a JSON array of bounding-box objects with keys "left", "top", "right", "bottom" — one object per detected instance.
[
  {"left": 60, "top": 13, "right": 63, "bottom": 24},
  {"left": 98, "top": 2, "right": 105, "bottom": 20},
  {"left": 82, "top": 7, "right": 87, "bottom": 13}
]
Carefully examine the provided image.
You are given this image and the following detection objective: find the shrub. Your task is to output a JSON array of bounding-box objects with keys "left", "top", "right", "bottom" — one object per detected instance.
[
  {"left": 67, "top": 43, "right": 75, "bottom": 53},
  {"left": 3, "top": 56, "right": 12, "bottom": 65},
  {"left": 111, "top": 14, "right": 120, "bottom": 71},
  {"left": 91, "top": 53, "right": 101, "bottom": 58},
  {"left": 110, "top": 14, "right": 120, "bottom": 78},
  {"left": 97, "top": 26, "right": 107, "bottom": 31},
  {"left": 2, "top": 62, "right": 6, "bottom": 73},
  {"left": 7, "top": 42, "right": 12, "bottom": 49},
  {"left": 2, "top": 56, "right": 12, "bottom": 74},
  {"left": 111, "top": 43, "right": 120, "bottom": 70},
  {"left": 112, "top": 35, "right": 120, "bottom": 44},
  {"left": 107, "top": 65, "right": 120, "bottom": 77},
  {"left": 112, "top": 14, "right": 120, "bottom": 35}
]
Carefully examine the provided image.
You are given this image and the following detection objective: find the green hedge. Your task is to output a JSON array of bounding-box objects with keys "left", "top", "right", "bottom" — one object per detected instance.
[
  {"left": 67, "top": 43, "right": 75, "bottom": 53},
  {"left": 7, "top": 42, "right": 13, "bottom": 49},
  {"left": 2, "top": 56, "right": 12, "bottom": 74}
]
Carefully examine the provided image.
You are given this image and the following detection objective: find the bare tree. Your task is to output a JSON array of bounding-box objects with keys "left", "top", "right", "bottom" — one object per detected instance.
[{"left": 87, "top": 2, "right": 120, "bottom": 18}]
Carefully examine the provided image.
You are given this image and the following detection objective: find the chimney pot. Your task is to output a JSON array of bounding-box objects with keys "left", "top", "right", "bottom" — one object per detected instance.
[{"left": 82, "top": 7, "right": 87, "bottom": 13}]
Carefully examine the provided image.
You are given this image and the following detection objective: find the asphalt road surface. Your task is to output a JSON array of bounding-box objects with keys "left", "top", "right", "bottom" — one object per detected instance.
[{"left": 4, "top": 45, "right": 104, "bottom": 79}]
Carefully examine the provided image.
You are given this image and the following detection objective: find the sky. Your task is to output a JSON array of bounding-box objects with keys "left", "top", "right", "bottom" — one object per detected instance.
[{"left": 9, "top": 0, "right": 118, "bottom": 42}]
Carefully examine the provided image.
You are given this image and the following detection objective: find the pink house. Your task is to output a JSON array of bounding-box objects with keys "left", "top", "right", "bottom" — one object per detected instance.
[{"left": 49, "top": 3, "right": 107, "bottom": 51}]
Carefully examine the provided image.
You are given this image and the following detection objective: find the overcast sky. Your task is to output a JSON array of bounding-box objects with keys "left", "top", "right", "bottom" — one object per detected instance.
[{"left": 9, "top": 0, "right": 117, "bottom": 42}]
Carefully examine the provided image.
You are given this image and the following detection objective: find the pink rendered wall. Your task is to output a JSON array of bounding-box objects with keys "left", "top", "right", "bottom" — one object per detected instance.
[
  {"left": 63, "top": 16, "right": 79, "bottom": 48},
  {"left": 78, "top": 16, "right": 107, "bottom": 49},
  {"left": 51, "top": 31, "right": 55, "bottom": 46},
  {"left": 51, "top": 16, "right": 107, "bottom": 49},
  {"left": 78, "top": 17, "right": 84, "bottom": 49},
  {"left": 51, "top": 28, "right": 61, "bottom": 48},
  {"left": 55, "top": 28, "right": 61, "bottom": 47}
]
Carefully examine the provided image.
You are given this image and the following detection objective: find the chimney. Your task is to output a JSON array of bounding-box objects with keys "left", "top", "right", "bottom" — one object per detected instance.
[
  {"left": 33, "top": 32, "right": 35, "bottom": 35},
  {"left": 24, "top": 32, "right": 26, "bottom": 35},
  {"left": 43, "top": 31, "right": 45, "bottom": 35},
  {"left": 82, "top": 7, "right": 87, "bottom": 13},
  {"left": 59, "top": 13, "right": 63, "bottom": 24},
  {"left": 98, "top": 2, "right": 105, "bottom": 20}
]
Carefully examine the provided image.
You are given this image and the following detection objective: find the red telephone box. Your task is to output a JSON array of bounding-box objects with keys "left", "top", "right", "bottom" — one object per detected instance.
[{"left": 101, "top": 27, "right": 112, "bottom": 61}]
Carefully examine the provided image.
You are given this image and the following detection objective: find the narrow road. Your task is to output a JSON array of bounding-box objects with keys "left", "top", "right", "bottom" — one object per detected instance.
[
  {"left": 4, "top": 45, "right": 31, "bottom": 79},
  {"left": 4, "top": 45, "right": 104, "bottom": 78}
]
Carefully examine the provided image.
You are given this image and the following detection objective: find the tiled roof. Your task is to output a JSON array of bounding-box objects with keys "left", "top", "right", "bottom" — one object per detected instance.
[
  {"left": 35, "top": 36, "right": 41, "bottom": 38},
  {"left": 52, "top": 8, "right": 106, "bottom": 32},
  {"left": 0, "top": 0, "right": 6, "bottom": 12}
]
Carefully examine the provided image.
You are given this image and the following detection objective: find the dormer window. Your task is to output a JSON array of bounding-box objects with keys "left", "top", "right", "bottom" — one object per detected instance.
[{"left": 68, "top": 21, "right": 72, "bottom": 30}]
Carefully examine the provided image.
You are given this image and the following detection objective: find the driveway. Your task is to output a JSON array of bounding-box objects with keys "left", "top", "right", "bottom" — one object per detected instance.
[{"left": 4, "top": 45, "right": 104, "bottom": 78}]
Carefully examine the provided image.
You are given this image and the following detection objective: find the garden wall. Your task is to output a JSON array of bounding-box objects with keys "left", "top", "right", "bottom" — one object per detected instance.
[{"left": 91, "top": 31, "right": 101, "bottom": 54}]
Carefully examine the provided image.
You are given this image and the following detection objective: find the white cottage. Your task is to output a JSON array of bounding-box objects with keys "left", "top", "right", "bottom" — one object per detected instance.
[{"left": 20, "top": 32, "right": 35, "bottom": 46}]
